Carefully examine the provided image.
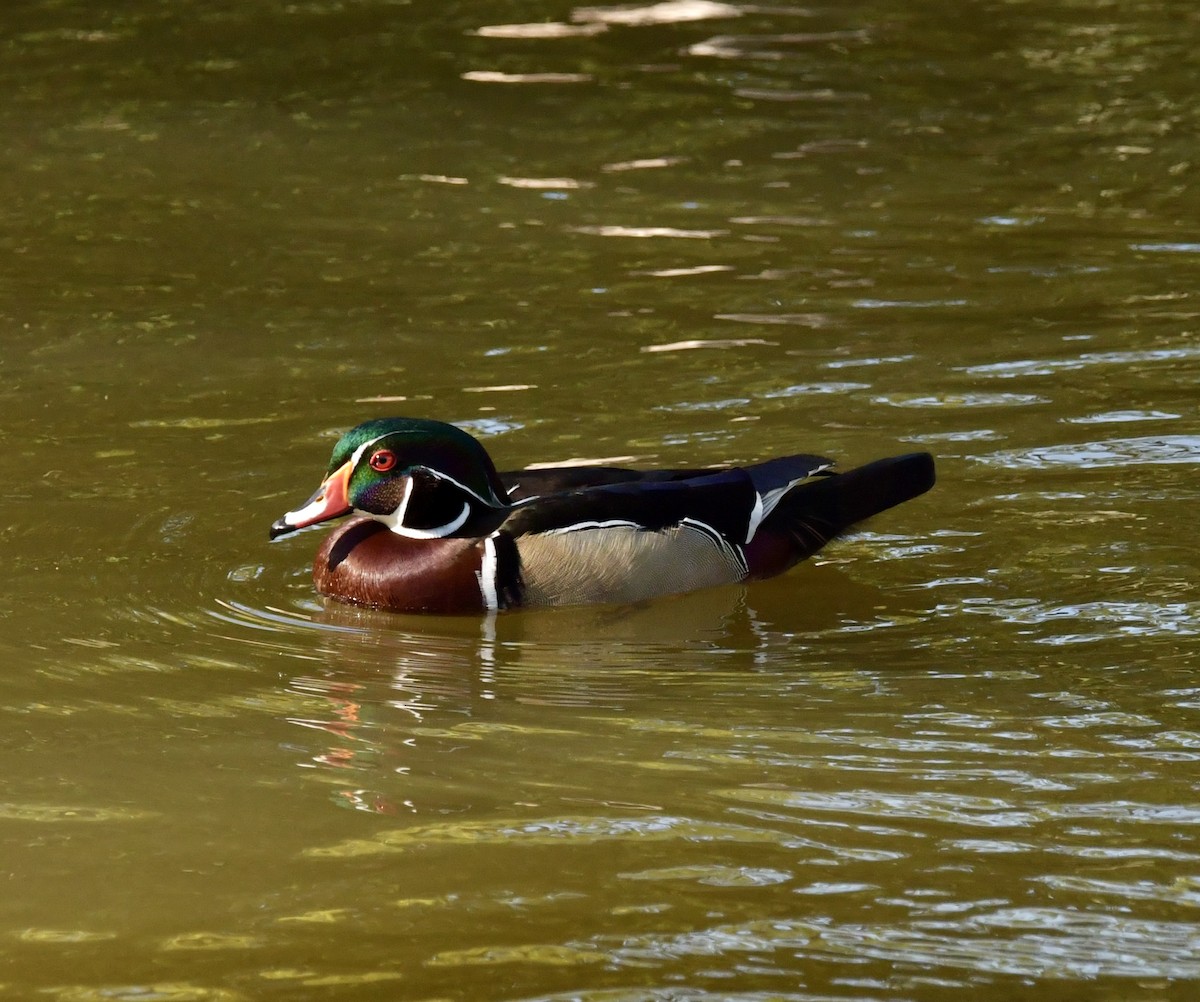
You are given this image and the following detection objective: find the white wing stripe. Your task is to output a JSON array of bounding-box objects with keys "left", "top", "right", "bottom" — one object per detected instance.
[
  {"left": 745, "top": 464, "right": 833, "bottom": 542},
  {"left": 539, "top": 518, "right": 642, "bottom": 536}
]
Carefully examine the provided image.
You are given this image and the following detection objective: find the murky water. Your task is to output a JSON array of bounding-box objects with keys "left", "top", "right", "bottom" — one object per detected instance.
[{"left": 2, "top": 1, "right": 1198, "bottom": 998}]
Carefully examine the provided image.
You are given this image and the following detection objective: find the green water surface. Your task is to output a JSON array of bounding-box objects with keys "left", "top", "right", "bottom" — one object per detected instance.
[{"left": 2, "top": 1, "right": 1198, "bottom": 999}]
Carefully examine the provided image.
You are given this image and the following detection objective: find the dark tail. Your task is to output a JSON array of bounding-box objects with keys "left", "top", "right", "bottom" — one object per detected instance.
[
  {"left": 801, "top": 451, "right": 935, "bottom": 530},
  {"left": 761, "top": 452, "right": 936, "bottom": 566}
]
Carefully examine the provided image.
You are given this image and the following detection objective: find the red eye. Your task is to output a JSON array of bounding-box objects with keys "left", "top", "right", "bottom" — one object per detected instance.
[{"left": 368, "top": 449, "right": 397, "bottom": 472}]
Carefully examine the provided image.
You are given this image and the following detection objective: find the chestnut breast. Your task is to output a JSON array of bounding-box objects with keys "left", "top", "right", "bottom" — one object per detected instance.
[{"left": 313, "top": 517, "right": 485, "bottom": 614}]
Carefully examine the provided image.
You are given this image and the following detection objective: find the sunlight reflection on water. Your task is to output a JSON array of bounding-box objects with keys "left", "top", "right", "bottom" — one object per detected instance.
[{"left": 981, "top": 435, "right": 1200, "bottom": 469}]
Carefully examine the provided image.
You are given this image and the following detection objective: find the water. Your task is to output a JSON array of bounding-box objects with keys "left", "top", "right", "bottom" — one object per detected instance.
[{"left": 2, "top": 0, "right": 1198, "bottom": 998}]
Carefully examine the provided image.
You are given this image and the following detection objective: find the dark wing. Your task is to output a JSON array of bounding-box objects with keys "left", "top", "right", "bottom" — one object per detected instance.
[
  {"left": 502, "top": 453, "right": 839, "bottom": 540},
  {"left": 500, "top": 453, "right": 835, "bottom": 503},
  {"left": 500, "top": 468, "right": 758, "bottom": 542},
  {"left": 499, "top": 465, "right": 722, "bottom": 502}
]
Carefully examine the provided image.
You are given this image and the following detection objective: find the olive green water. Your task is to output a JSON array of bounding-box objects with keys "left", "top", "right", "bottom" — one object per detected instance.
[{"left": 3, "top": 1, "right": 1199, "bottom": 999}]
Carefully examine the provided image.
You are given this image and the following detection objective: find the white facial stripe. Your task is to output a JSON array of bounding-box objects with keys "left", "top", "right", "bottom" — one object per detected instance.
[
  {"left": 346, "top": 433, "right": 389, "bottom": 472},
  {"left": 348, "top": 440, "right": 370, "bottom": 467},
  {"left": 422, "top": 467, "right": 500, "bottom": 507}
]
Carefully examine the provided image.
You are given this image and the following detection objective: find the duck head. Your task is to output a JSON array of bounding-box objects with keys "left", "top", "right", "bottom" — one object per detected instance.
[{"left": 270, "top": 417, "right": 512, "bottom": 541}]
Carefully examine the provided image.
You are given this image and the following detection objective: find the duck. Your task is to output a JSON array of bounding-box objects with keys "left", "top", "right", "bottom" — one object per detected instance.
[{"left": 269, "top": 417, "right": 936, "bottom": 614}]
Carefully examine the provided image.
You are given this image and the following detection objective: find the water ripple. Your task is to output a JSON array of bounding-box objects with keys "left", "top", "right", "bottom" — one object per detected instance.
[
  {"left": 305, "top": 813, "right": 802, "bottom": 859},
  {"left": 1034, "top": 874, "right": 1200, "bottom": 906},
  {"left": 821, "top": 909, "right": 1200, "bottom": 979},
  {"left": 1063, "top": 409, "right": 1180, "bottom": 425},
  {"left": 959, "top": 345, "right": 1200, "bottom": 377},
  {"left": 875, "top": 391, "right": 1046, "bottom": 408},
  {"left": 951, "top": 596, "right": 1200, "bottom": 641},
  {"left": 722, "top": 789, "right": 1035, "bottom": 828},
  {"left": 688, "top": 30, "right": 869, "bottom": 60},
  {"left": 620, "top": 864, "right": 792, "bottom": 887},
  {"left": 979, "top": 434, "right": 1200, "bottom": 469},
  {"left": 597, "top": 910, "right": 1200, "bottom": 979}
]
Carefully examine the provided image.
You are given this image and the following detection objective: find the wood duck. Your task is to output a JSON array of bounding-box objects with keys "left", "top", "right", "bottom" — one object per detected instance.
[{"left": 269, "top": 417, "right": 936, "bottom": 614}]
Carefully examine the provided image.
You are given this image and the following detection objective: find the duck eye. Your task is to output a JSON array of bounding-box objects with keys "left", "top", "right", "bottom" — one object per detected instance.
[{"left": 368, "top": 449, "right": 398, "bottom": 472}]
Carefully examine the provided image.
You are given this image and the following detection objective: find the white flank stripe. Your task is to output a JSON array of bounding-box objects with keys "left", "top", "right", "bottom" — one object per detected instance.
[
  {"left": 478, "top": 535, "right": 499, "bottom": 611},
  {"left": 681, "top": 517, "right": 747, "bottom": 576}
]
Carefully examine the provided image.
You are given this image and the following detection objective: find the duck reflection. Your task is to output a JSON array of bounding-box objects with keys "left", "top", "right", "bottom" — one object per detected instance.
[
  {"left": 220, "top": 563, "right": 919, "bottom": 815},
  {"left": 303, "top": 559, "right": 896, "bottom": 696}
]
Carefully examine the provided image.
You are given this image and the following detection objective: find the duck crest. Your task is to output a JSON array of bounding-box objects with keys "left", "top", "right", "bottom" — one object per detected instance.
[{"left": 270, "top": 416, "right": 937, "bottom": 614}]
